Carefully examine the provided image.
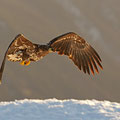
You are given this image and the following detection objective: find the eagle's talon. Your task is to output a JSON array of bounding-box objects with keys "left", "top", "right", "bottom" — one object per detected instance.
[
  {"left": 25, "top": 60, "right": 31, "bottom": 66},
  {"left": 20, "top": 61, "right": 25, "bottom": 66}
]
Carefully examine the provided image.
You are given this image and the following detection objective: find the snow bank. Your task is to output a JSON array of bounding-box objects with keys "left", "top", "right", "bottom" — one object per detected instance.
[{"left": 0, "top": 99, "right": 120, "bottom": 120}]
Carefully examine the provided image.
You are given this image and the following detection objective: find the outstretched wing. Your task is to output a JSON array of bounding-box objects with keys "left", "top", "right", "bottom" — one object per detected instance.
[
  {"left": 49, "top": 32, "right": 103, "bottom": 75},
  {"left": 0, "top": 34, "right": 34, "bottom": 83},
  {"left": 7, "top": 34, "right": 35, "bottom": 62}
]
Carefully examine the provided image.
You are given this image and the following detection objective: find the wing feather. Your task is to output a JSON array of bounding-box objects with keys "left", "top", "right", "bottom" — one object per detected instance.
[
  {"left": 7, "top": 34, "right": 35, "bottom": 62},
  {"left": 86, "top": 52, "right": 95, "bottom": 75},
  {"left": 49, "top": 32, "right": 102, "bottom": 75},
  {"left": 82, "top": 52, "right": 90, "bottom": 74}
]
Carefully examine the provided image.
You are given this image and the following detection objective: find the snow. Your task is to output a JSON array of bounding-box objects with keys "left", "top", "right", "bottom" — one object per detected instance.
[{"left": 0, "top": 99, "right": 120, "bottom": 120}]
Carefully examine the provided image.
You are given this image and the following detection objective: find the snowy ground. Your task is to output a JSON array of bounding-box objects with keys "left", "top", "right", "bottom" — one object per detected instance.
[{"left": 0, "top": 99, "right": 120, "bottom": 120}]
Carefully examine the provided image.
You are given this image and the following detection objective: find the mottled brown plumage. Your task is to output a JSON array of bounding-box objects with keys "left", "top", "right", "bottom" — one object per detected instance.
[{"left": 0, "top": 32, "right": 103, "bottom": 83}]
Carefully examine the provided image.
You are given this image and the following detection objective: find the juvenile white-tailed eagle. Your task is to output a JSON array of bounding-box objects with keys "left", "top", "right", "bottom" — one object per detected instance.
[{"left": 0, "top": 32, "right": 103, "bottom": 83}]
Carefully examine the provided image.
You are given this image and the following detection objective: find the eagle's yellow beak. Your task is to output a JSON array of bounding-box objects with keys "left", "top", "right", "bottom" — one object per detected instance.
[{"left": 20, "top": 60, "right": 31, "bottom": 66}]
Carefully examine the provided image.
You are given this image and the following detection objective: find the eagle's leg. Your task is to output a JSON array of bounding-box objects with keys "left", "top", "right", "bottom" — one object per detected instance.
[{"left": 20, "top": 60, "right": 31, "bottom": 66}]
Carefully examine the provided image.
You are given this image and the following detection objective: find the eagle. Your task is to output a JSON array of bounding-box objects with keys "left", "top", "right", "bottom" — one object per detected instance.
[{"left": 0, "top": 32, "right": 103, "bottom": 83}]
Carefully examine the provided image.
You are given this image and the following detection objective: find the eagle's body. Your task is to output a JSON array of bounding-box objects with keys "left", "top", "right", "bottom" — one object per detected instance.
[{"left": 0, "top": 32, "right": 103, "bottom": 83}]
